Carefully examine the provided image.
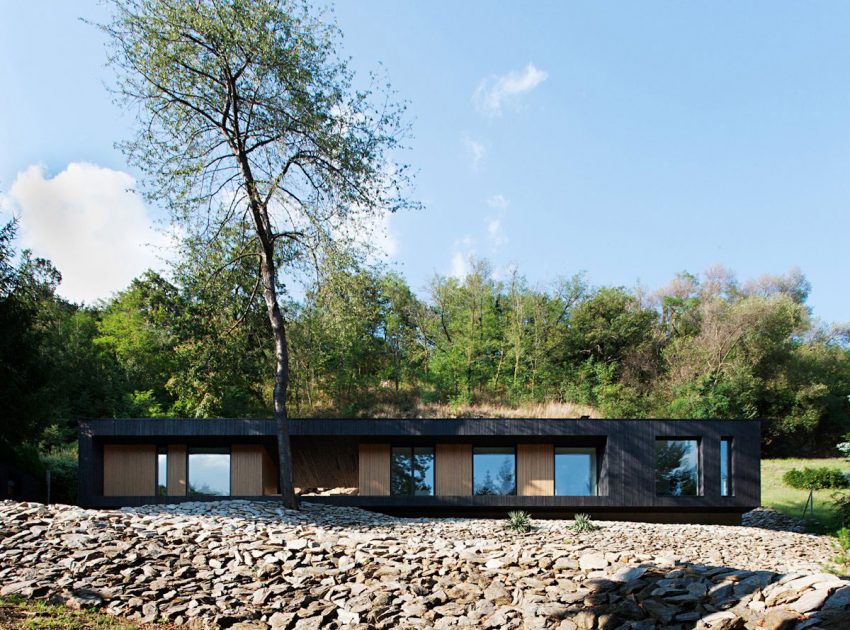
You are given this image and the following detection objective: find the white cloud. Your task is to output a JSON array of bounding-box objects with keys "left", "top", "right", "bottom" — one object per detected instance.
[
  {"left": 449, "top": 236, "right": 475, "bottom": 279},
  {"left": 486, "top": 217, "right": 508, "bottom": 249},
  {"left": 487, "top": 194, "right": 510, "bottom": 210},
  {"left": 6, "top": 162, "right": 169, "bottom": 303},
  {"left": 474, "top": 63, "right": 549, "bottom": 117},
  {"left": 463, "top": 136, "right": 487, "bottom": 170}
]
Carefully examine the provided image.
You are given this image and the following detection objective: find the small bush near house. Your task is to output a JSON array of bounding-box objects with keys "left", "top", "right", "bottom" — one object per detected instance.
[
  {"left": 782, "top": 467, "right": 850, "bottom": 491},
  {"left": 571, "top": 513, "right": 598, "bottom": 533},
  {"left": 40, "top": 444, "right": 78, "bottom": 504},
  {"left": 506, "top": 510, "right": 532, "bottom": 533}
]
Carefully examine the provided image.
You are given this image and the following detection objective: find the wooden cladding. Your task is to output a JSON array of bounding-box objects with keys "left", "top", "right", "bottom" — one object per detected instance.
[
  {"left": 435, "top": 444, "right": 472, "bottom": 496},
  {"left": 517, "top": 444, "right": 554, "bottom": 496},
  {"left": 358, "top": 444, "right": 390, "bottom": 496},
  {"left": 103, "top": 444, "right": 156, "bottom": 496},
  {"left": 167, "top": 444, "right": 187, "bottom": 496},
  {"left": 231, "top": 445, "right": 264, "bottom": 496}
]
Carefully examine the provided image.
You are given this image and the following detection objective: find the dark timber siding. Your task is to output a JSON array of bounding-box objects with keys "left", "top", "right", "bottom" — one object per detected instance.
[{"left": 79, "top": 418, "right": 760, "bottom": 520}]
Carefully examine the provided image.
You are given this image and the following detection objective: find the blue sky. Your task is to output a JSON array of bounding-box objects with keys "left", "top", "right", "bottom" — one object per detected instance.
[{"left": 1, "top": 2, "right": 849, "bottom": 323}]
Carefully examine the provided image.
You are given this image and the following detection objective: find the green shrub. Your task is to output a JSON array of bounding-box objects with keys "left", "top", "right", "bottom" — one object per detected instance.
[
  {"left": 40, "top": 444, "right": 78, "bottom": 505},
  {"left": 782, "top": 467, "right": 850, "bottom": 490},
  {"left": 572, "top": 513, "right": 598, "bottom": 533},
  {"left": 832, "top": 527, "right": 850, "bottom": 568},
  {"left": 833, "top": 491, "right": 850, "bottom": 529},
  {"left": 506, "top": 510, "right": 532, "bottom": 533}
]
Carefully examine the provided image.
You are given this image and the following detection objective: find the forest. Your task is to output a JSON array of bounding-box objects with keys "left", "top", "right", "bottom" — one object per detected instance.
[{"left": 3, "top": 213, "right": 850, "bottom": 501}]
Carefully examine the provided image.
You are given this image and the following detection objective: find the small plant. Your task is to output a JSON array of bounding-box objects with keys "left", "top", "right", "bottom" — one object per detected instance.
[
  {"left": 831, "top": 527, "right": 850, "bottom": 571},
  {"left": 506, "top": 510, "right": 532, "bottom": 533},
  {"left": 782, "top": 467, "right": 850, "bottom": 490},
  {"left": 571, "top": 512, "right": 598, "bottom": 533}
]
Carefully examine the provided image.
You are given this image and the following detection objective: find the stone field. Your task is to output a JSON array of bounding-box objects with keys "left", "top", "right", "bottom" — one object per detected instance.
[{"left": 1, "top": 500, "right": 849, "bottom": 629}]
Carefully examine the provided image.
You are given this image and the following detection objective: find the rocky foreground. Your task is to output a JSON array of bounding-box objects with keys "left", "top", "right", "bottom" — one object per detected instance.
[{"left": 1, "top": 501, "right": 849, "bottom": 629}]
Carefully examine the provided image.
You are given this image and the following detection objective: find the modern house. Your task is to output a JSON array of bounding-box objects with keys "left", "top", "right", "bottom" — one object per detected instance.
[{"left": 78, "top": 418, "right": 760, "bottom": 523}]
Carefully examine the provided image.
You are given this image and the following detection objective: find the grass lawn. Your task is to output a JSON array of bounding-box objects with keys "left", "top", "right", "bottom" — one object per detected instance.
[
  {"left": 762, "top": 457, "right": 850, "bottom": 534},
  {"left": 0, "top": 596, "right": 167, "bottom": 629}
]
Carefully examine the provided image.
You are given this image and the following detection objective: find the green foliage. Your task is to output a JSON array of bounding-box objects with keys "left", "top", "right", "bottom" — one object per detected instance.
[
  {"left": 571, "top": 513, "right": 599, "bottom": 533},
  {"left": 831, "top": 527, "right": 850, "bottom": 570},
  {"left": 782, "top": 467, "right": 850, "bottom": 490},
  {"left": 3, "top": 204, "right": 850, "bottom": 467},
  {"left": 41, "top": 444, "right": 78, "bottom": 505},
  {"left": 506, "top": 510, "right": 532, "bottom": 533},
  {"left": 832, "top": 492, "right": 850, "bottom": 530}
]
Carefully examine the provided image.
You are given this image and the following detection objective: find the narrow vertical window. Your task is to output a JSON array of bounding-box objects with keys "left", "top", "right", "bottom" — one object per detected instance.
[
  {"left": 157, "top": 447, "right": 168, "bottom": 496},
  {"left": 390, "top": 447, "right": 413, "bottom": 496},
  {"left": 720, "top": 438, "right": 733, "bottom": 497},
  {"left": 412, "top": 447, "right": 435, "bottom": 496}
]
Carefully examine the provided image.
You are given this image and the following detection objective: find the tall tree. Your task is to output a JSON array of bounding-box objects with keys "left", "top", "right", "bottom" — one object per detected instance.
[{"left": 101, "top": 0, "right": 415, "bottom": 507}]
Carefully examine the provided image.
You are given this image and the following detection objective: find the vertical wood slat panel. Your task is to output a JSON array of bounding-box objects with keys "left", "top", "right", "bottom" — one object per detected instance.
[
  {"left": 103, "top": 444, "right": 156, "bottom": 496},
  {"left": 167, "top": 445, "right": 187, "bottom": 496},
  {"left": 435, "top": 444, "right": 472, "bottom": 496},
  {"left": 262, "top": 446, "right": 279, "bottom": 496},
  {"left": 517, "top": 444, "right": 554, "bottom": 496},
  {"left": 358, "top": 444, "right": 390, "bottom": 496},
  {"left": 231, "top": 445, "right": 263, "bottom": 496}
]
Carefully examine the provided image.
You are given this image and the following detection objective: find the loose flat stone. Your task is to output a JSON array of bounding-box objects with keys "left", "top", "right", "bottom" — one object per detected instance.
[{"left": 792, "top": 588, "right": 830, "bottom": 613}]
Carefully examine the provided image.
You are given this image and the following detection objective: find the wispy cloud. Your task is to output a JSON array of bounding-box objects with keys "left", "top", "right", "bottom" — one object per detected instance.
[
  {"left": 487, "top": 194, "right": 510, "bottom": 210},
  {"left": 463, "top": 136, "right": 487, "bottom": 170},
  {"left": 485, "top": 194, "right": 509, "bottom": 249},
  {"left": 474, "top": 63, "right": 548, "bottom": 117},
  {"left": 5, "top": 162, "right": 171, "bottom": 304},
  {"left": 487, "top": 217, "right": 507, "bottom": 248}
]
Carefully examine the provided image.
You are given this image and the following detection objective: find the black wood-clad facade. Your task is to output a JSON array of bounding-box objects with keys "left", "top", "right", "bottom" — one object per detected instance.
[{"left": 78, "top": 418, "right": 760, "bottom": 522}]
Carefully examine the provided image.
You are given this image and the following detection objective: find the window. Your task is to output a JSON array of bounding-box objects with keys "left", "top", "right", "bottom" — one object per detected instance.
[
  {"left": 157, "top": 447, "right": 167, "bottom": 496},
  {"left": 720, "top": 438, "right": 733, "bottom": 497},
  {"left": 656, "top": 439, "right": 700, "bottom": 496},
  {"left": 555, "top": 447, "right": 597, "bottom": 496},
  {"left": 473, "top": 447, "right": 516, "bottom": 496},
  {"left": 188, "top": 448, "right": 230, "bottom": 497},
  {"left": 390, "top": 447, "right": 435, "bottom": 496}
]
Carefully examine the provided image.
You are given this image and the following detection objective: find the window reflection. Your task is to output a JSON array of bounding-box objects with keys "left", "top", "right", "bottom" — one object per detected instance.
[
  {"left": 555, "top": 448, "right": 597, "bottom": 496},
  {"left": 473, "top": 447, "right": 516, "bottom": 496},
  {"left": 656, "top": 439, "right": 699, "bottom": 496},
  {"left": 720, "top": 438, "right": 732, "bottom": 497},
  {"left": 157, "top": 448, "right": 167, "bottom": 496},
  {"left": 188, "top": 448, "right": 230, "bottom": 496},
  {"left": 390, "top": 447, "right": 434, "bottom": 496}
]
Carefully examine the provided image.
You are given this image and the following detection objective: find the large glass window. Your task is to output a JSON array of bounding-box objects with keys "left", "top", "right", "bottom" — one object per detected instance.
[
  {"left": 390, "top": 447, "right": 435, "bottom": 496},
  {"left": 656, "top": 439, "right": 700, "bottom": 496},
  {"left": 720, "top": 438, "right": 733, "bottom": 497},
  {"left": 188, "top": 448, "right": 230, "bottom": 497},
  {"left": 473, "top": 447, "right": 516, "bottom": 496},
  {"left": 157, "top": 448, "right": 167, "bottom": 496},
  {"left": 555, "top": 448, "right": 597, "bottom": 496}
]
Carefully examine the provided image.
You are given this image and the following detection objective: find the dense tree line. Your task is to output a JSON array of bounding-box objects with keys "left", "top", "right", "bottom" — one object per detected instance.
[{"left": 3, "top": 218, "right": 849, "bottom": 474}]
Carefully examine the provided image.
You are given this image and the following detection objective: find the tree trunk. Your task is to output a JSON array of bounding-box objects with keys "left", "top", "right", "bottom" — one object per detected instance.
[
  {"left": 235, "top": 143, "right": 298, "bottom": 509},
  {"left": 259, "top": 253, "right": 298, "bottom": 509}
]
